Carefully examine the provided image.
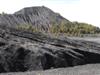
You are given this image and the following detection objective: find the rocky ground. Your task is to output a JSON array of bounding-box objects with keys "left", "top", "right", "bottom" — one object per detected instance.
[
  {"left": 0, "top": 25, "right": 100, "bottom": 74},
  {"left": 0, "top": 64, "right": 100, "bottom": 75},
  {"left": 69, "top": 37, "right": 100, "bottom": 44}
]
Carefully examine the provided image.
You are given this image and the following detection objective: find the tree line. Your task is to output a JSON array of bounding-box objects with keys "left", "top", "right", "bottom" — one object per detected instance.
[
  {"left": 49, "top": 21, "right": 100, "bottom": 36},
  {"left": 16, "top": 21, "right": 100, "bottom": 37}
]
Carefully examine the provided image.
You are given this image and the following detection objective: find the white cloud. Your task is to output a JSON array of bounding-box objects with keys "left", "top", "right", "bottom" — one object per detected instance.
[
  {"left": 73, "top": 0, "right": 100, "bottom": 27},
  {"left": 77, "top": 0, "right": 100, "bottom": 26},
  {"left": 46, "top": 0, "right": 100, "bottom": 27}
]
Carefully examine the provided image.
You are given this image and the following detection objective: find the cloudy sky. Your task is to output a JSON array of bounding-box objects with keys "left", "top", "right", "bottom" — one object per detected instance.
[{"left": 0, "top": 0, "right": 100, "bottom": 27}]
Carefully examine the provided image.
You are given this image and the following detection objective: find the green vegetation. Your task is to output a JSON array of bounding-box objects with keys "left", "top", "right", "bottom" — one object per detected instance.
[
  {"left": 16, "top": 21, "right": 100, "bottom": 37},
  {"left": 16, "top": 24, "right": 40, "bottom": 32},
  {"left": 49, "top": 21, "right": 100, "bottom": 37}
]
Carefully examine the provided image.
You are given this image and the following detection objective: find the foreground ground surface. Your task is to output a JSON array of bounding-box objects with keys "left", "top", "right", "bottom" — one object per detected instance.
[
  {"left": 69, "top": 37, "right": 100, "bottom": 44},
  {"left": 0, "top": 64, "right": 100, "bottom": 75},
  {"left": 0, "top": 26, "right": 100, "bottom": 74}
]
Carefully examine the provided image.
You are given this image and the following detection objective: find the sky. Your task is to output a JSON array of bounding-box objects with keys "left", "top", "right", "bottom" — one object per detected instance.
[{"left": 0, "top": 0, "right": 100, "bottom": 27}]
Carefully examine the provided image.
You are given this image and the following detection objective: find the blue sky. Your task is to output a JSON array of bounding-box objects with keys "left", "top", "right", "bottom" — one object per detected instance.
[{"left": 0, "top": 0, "right": 100, "bottom": 27}]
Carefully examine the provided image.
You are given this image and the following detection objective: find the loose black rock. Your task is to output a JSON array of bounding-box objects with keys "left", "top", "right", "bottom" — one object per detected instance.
[{"left": 0, "top": 26, "right": 100, "bottom": 73}]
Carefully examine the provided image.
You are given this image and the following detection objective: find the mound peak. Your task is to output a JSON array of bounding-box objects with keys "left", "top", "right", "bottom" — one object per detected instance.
[
  {"left": 14, "top": 6, "right": 51, "bottom": 15},
  {"left": 0, "top": 6, "right": 68, "bottom": 31}
]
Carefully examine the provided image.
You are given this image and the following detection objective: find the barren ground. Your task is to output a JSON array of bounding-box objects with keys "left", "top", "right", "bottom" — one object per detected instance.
[{"left": 0, "top": 64, "right": 100, "bottom": 75}]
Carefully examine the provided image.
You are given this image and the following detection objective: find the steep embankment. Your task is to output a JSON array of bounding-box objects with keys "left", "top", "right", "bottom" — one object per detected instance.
[{"left": 0, "top": 25, "right": 100, "bottom": 73}]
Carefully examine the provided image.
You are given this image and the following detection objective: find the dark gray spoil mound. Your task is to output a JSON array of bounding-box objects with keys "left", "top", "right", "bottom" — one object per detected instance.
[
  {"left": 0, "top": 6, "right": 69, "bottom": 31},
  {"left": 0, "top": 26, "right": 100, "bottom": 73}
]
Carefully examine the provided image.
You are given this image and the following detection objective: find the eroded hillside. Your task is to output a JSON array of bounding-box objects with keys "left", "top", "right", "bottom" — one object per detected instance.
[{"left": 0, "top": 25, "right": 100, "bottom": 73}]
